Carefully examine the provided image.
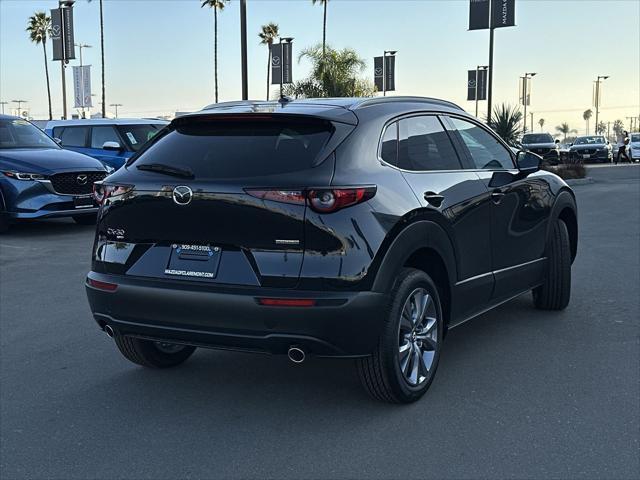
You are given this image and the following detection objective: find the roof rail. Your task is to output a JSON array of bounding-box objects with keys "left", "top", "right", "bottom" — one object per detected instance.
[
  {"left": 353, "top": 96, "right": 463, "bottom": 111},
  {"left": 201, "top": 100, "right": 264, "bottom": 111}
]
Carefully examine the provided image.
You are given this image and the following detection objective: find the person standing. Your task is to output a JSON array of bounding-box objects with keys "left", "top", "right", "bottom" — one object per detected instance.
[{"left": 616, "top": 130, "right": 631, "bottom": 164}]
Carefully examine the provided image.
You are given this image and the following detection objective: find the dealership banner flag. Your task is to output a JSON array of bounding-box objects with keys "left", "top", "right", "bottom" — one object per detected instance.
[
  {"left": 467, "top": 70, "right": 487, "bottom": 101},
  {"left": 51, "top": 9, "right": 64, "bottom": 61},
  {"left": 271, "top": 43, "right": 293, "bottom": 85},
  {"left": 385, "top": 55, "right": 396, "bottom": 92},
  {"left": 374, "top": 56, "right": 384, "bottom": 92},
  {"left": 73, "top": 65, "right": 92, "bottom": 108},
  {"left": 62, "top": 7, "right": 75, "bottom": 60},
  {"left": 469, "top": 0, "right": 515, "bottom": 30}
]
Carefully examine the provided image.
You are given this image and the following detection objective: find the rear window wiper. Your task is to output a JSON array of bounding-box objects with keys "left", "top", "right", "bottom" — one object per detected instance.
[{"left": 136, "top": 163, "right": 194, "bottom": 179}]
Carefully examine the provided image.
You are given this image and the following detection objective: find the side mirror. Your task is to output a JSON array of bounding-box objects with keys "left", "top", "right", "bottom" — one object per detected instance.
[
  {"left": 54, "top": 137, "right": 63, "bottom": 145},
  {"left": 569, "top": 143, "right": 573, "bottom": 146},
  {"left": 103, "top": 141, "right": 122, "bottom": 151},
  {"left": 517, "top": 150, "right": 541, "bottom": 175}
]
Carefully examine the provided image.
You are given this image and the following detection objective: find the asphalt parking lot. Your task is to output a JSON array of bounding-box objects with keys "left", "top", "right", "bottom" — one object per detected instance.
[{"left": 1, "top": 165, "right": 638, "bottom": 480}]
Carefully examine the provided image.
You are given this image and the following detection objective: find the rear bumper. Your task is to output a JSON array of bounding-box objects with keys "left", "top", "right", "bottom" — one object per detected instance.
[{"left": 85, "top": 271, "right": 389, "bottom": 357}]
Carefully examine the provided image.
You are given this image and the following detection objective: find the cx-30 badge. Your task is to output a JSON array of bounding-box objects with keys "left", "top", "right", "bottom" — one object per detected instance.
[{"left": 172, "top": 186, "right": 193, "bottom": 206}]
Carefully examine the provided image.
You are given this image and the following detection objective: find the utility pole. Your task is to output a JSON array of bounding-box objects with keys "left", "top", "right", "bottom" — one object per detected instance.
[
  {"left": 487, "top": 26, "right": 494, "bottom": 125},
  {"left": 520, "top": 72, "right": 537, "bottom": 134},
  {"left": 530, "top": 112, "right": 534, "bottom": 133},
  {"left": 240, "top": 0, "right": 248, "bottom": 100},
  {"left": 11, "top": 100, "right": 28, "bottom": 117},
  {"left": 382, "top": 50, "right": 397, "bottom": 97},
  {"left": 110, "top": 103, "right": 122, "bottom": 118},
  {"left": 474, "top": 65, "right": 488, "bottom": 118},
  {"left": 594, "top": 75, "right": 609, "bottom": 135}
]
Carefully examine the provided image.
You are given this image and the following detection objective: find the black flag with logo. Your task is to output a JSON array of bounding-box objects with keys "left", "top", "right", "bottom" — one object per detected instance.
[
  {"left": 469, "top": 0, "right": 515, "bottom": 30},
  {"left": 51, "top": 9, "right": 64, "bottom": 61},
  {"left": 271, "top": 43, "right": 293, "bottom": 85},
  {"left": 374, "top": 56, "right": 384, "bottom": 92},
  {"left": 467, "top": 69, "right": 488, "bottom": 100},
  {"left": 62, "top": 6, "right": 75, "bottom": 60},
  {"left": 385, "top": 55, "right": 396, "bottom": 92}
]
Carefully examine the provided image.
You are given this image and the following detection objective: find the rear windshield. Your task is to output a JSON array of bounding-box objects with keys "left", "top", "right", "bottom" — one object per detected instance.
[
  {"left": 522, "top": 134, "right": 553, "bottom": 144},
  {"left": 133, "top": 118, "right": 333, "bottom": 178}
]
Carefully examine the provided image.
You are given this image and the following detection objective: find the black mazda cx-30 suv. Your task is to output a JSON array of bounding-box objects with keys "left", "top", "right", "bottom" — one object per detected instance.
[{"left": 86, "top": 97, "right": 578, "bottom": 403}]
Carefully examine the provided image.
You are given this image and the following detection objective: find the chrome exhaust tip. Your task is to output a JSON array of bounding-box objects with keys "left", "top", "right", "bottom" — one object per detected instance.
[
  {"left": 287, "top": 346, "right": 305, "bottom": 364},
  {"left": 104, "top": 325, "right": 115, "bottom": 338}
]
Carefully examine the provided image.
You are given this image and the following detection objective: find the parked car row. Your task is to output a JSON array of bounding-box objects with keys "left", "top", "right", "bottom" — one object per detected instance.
[
  {"left": 520, "top": 132, "right": 615, "bottom": 164},
  {"left": 0, "top": 116, "right": 167, "bottom": 233}
]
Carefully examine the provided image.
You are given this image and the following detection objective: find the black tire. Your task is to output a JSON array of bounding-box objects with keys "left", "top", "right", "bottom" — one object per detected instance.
[
  {"left": 73, "top": 214, "right": 97, "bottom": 225},
  {"left": 533, "top": 219, "right": 571, "bottom": 310},
  {"left": 0, "top": 213, "right": 9, "bottom": 234},
  {"left": 357, "top": 268, "right": 444, "bottom": 403},
  {"left": 113, "top": 335, "right": 196, "bottom": 368}
]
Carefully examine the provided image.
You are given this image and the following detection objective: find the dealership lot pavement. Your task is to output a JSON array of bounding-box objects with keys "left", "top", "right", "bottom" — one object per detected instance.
[{"left": 1, "top": 165, "right": 638, "bottom": 480}]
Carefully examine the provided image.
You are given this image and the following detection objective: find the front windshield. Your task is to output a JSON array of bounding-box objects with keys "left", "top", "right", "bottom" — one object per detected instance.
[
  {"left": 0, "top": 118, "right": 59, "bottom": 149},
  {"left": 631, "top": 134, "right": 640, "bottom": 143},
  {"left": 575, "top": 136, "right": 605, "bottom": 145},
  {"left": 117, "top": 124, "right": 164, "bottom": 152},
  {"left": 522, "top": 133, "right": 553, "bottom": 144}
]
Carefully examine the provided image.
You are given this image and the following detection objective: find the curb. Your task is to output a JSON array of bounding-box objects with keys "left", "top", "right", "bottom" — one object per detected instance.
[{"left": 565, "top": 177, "right": 594, "bottom": 186}]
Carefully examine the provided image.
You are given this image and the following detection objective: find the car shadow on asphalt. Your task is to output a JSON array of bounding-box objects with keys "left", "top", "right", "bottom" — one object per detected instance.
[
  {"left": 3, "top": 218, "right": 95, "bottom": 238},
  {"left": 76, "top": 293, "right": 567, "bottom": 418}
]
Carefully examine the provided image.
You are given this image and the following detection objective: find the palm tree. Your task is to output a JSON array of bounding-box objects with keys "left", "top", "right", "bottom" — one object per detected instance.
[
  {"left": 556, "top": 122, "right": 577, "bottom": 142},
  {"left": 486, "top": 103, "right": 522, "bottom": 145},
  {"left": 259, "top": 23, "right": 279, "bottom": 101},
  {"left": 583, "top": 109, "right": 593, "bottom": 135},
  {"left": 538, "top": 118, "right": 545, "bottom": 132},
  {"left": 284, "top": 44, "right": 375, "bottom": 98},
  {"left": 595, "top": 121, "right": 607, "bottom": 135},
  {"left": 88, "top": 0, "right": 106, "bottom": 118},
  {"left": 202, "top": 0, "right": 229, "bottom": 103},
  {"left": 26, "top": 12, "right": 52, "bottom": 120},
  {"left": 312, "top": 0, "right": 329, "bottom": 65}
]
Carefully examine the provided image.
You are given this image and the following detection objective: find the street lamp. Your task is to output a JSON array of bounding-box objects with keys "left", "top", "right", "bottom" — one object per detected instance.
[
  {"left": 0, "top": 101, "right": 8, "bottom": 115},
  {"left": 594, "top": 75, "right": 609, "bottom": 136},
  {"left": 382, "top": 50, "right": 397, "bottom": 97},
  {"left": 11, "top": 100, "right": 28, "bottom": 117},
  {"left": 278, "top": 37, "right": 294, "bottom": 99},
  {"left": 109, "top": 103, "right": 122, "bottom": 118},
  {"left": 520, "top": 72, "right": 537, "bottom": 133}
]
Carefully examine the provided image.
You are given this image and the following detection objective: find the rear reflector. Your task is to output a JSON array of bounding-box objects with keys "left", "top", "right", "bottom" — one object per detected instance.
[
  {"left": 87, "top": 278, "right": 118, "bottom": 292},
  {"left": 258, "top": 298, "right": 316, "bottom": 307}
]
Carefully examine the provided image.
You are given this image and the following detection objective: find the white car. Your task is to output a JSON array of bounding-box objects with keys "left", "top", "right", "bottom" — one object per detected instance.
[{"left": 629, "top": 133, "right": 640, "bottom": 162}]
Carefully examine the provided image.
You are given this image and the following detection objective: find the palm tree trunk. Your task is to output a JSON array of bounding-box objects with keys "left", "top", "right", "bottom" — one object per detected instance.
[
  {"left": 322, "top": 3, "right": 327, "bottom": 59},
  {"left": 100, "top": 0, "right": 106, "bottom": 118},
  {"left": 42, "top": 41, "right": 52, "bottom": 120},
  {"left": 214, "top": 7, "right": 219, "bottom": 103},
  {"left": 266, "top": 44, "right": 271, "bottom": 101}
]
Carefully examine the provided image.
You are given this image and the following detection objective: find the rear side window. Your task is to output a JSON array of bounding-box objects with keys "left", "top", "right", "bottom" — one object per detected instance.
[
  {"left": 134, "top": 119, "right": 333, "bottom": 178},
  {"left": 398, "top": 116, "right": 460, "bottom": 171},
  {"left": 380, "top": 123, "right": 398, "bottom": 165},
  {"left": 449, "top": 118, "right": 514, "bottom": 170},
  {"left": 59, "top": 126, "right": 89, "bottom": 147},
  {"left": 91, "top": 126, "right": 120, "bottom": 148}
]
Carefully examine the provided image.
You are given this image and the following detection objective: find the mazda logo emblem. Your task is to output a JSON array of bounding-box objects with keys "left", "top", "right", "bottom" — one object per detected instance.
[
  {"left": 172, "top": 186, "right": 193, "bottom": 206},
  {"left": 76, "top": 174, "right": 88, "bottom": 185}
]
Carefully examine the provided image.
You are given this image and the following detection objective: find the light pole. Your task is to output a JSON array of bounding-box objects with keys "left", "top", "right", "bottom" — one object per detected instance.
[
  {"left": 382, "top": 50, "right": 397, "bottom": 96},
  {"left": 75, "top": 43, "right": 92, "bottom": 118},
  {"left": 59, "top": 1, "right": 76, "bottom": 120},
  {"left": 0, "top": 101, "right": 7, "bottom": 115},
  {"left": 530, "top": 112, "right": 534, "bottom": 133},
  {"left": 475, "top": 65, "right": 488, "bottom": 117},
  {"left": 278, "top": 37, "right": 294, "bottom": 99},
  {"left": 594, "top": 75, "right": 609, "bottom": 135},
  {"left": 109, "top": 103, "right": 122, "bottom": 118},
  {"left": 12, "top": 100, "right": 28, "bottom": 117},
  {"left": 240, "top": 0, "right": 248, "bottom": 100},
  {"left": 520, "top": 72, "right": 537, "bottom": 134}
]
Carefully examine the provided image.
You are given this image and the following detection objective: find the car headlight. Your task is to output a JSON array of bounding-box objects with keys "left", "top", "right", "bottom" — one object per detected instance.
[{"left": 2, "top": 171, "right": 48, "bottom": 181}]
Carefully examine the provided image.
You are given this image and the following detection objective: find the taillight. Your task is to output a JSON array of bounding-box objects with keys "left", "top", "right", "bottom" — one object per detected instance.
[
  {"left": 93, "top": 182, "right": 132, "bottom": 205},
  {"left": 245, "top": 186, "right": 376, "bottom": 213}
]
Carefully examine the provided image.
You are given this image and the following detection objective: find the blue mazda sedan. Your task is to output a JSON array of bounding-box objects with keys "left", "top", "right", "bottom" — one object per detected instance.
[{"left": 0, "top": 115, "right": 111, "bottom": 233}]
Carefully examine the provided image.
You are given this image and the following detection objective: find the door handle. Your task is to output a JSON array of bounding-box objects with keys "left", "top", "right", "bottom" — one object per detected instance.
[
  {"left": 424, "top": 192, "right": 444, "bottom": 207},
  {"left": 491, "top": 190, "right": 505, "bottom": 204}
]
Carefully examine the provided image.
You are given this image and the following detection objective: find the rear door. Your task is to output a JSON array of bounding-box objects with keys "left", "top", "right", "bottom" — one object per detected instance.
[
  {"left": 98, "top": 115, "right": 345, "bottom": 288},
  {"left": 381, "top": 114, "right": 494, "bottom": 322},
  {"left": 56, "top": 125, "right": 90, "bottom": 155}
]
